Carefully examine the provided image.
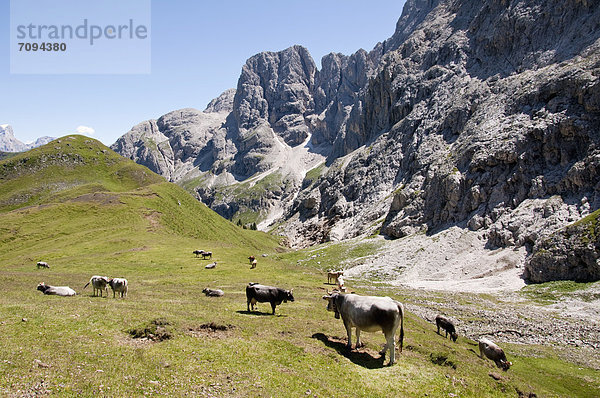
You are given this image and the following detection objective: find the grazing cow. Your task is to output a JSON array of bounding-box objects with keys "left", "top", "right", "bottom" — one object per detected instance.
[
  {"left": 37, "top": 282, "right": 76, "bottom": 296},
  {"left": 327, "top": 270, "right": 343, "bottom": 284},
  {"left": 205, "top": 261, "right": 217, "bottom": 269},
  {"left": 202, "top": 251, "right": 213, "bottom": 260},
  {"left": 478, "top": 337, "right": 512, "bottom": 371},
  {"left": 193, "top": 250, "right": 205, "bottom": 257},
  {"left": 250, "top": 259, "right": 257, "bottom": 269},
  {"left": 202, "top": 288, "right": 224, "bottom": 297},
  {"left": 108, "top": 278, "right": 128, "bottom": 298},
  {"left": 245, "top": 283, "right": 294, "bottom": 315},
  {"left": 83, "top": 275, "right": 109, "bottom": 297},
  {"left": 322, "top": 292, "right": 405, "bottom": 365},
  {"left": 36, "top": 261, "right": 50, "bottom": 269},
  {"left": 435, "top": 315, "right": 458, "bottom": 342}
]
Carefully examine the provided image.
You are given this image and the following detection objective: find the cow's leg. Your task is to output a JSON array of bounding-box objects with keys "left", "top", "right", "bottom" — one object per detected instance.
[
  {"left": 355, "top": 329, "right": 364, "bottom": 348},
  {"left": 271, "top": 302, "right": 277, "bottom": 315},
  {"left": 343, "top": 321, "right": 353, "bottom": 350},
  {"left": 385, "top": 332, "right": 396, "bottom": 365}
]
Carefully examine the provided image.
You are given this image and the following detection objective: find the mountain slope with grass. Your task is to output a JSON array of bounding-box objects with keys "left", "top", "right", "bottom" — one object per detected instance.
[{"left": 0, "top": 135, "right": 277, "bottom": 249}]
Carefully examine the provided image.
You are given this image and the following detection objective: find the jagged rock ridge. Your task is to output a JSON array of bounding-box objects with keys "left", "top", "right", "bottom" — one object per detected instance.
[
  {"left": 0, "top": 125, "right": 54, "bottom": 152},
  {"left": 113, "top": 0, "right": 600, "bottom": 283}
]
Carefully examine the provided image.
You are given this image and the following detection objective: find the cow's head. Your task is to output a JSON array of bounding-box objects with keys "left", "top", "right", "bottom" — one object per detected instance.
[
  {"left": 284, "top": 289, "right": 294, "bottom": 303},
  {"left": 450, "top": 332, "right": 458, "bottom": 342},
  {"left": 500, "top": 360, "right": 512, "bottom": 371},
  {"left": 37, "top": 282, "right": 46, "bottom": 292},
  {"left": 322, "top": 292, "right": 340, "bottom": 319}
]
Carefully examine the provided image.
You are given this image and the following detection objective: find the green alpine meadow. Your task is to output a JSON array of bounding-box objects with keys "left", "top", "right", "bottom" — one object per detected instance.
[{"left": 0, "top": 136, "right": 597, "bottom": 397}]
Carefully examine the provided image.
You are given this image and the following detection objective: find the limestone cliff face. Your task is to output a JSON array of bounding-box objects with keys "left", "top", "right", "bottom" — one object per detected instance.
[
  {"left": 525, "top": 209, "right": 600, "bottom": 283},
  {"left": 113, "top": 0, "right": 600, "bottom": 282}
]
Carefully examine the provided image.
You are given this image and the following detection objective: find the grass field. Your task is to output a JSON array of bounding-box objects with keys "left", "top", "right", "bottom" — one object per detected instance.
[{"left": 0, "top": 136, "right": 598, "bottom": 397}]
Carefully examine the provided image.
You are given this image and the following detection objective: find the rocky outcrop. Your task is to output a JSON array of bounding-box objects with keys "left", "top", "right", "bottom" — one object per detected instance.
[
  {"left": 525, "top": 209, "right": 600, "bottom": 283},
  {"left": 114, "top": 0, "right": 600, "bottom": 283},
  {"left": 0, "top": 125, "right": 54, "bottom": 152}
]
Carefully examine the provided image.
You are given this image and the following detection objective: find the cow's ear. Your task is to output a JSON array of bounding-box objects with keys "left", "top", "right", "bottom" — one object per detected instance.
[{"left": 290, "top": 289, "right": 294, "bottom": 294}]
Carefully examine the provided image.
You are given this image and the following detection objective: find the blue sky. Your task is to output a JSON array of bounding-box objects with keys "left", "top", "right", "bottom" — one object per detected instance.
[{"left": 1, "top": 0, "right": 406, "bottom": 145}]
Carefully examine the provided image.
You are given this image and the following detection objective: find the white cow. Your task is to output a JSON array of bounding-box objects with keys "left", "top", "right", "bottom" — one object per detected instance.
[
  {"left": 37, "top": 282, "right": 76, "bottom": 296},
  {"left": 108, "top": 278, "right": 128, "bottom": 298},
  {"left": 322, "top": 292, "right": 405, "bottom": 365},
  {"left": 83, "top": 275, "right": 109, "bottom": 297}
]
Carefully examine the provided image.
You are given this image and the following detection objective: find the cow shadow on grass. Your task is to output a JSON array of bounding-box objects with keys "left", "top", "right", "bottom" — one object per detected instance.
[
  {"left": 236, "top": 310, "right": 287, "bottom": 317},
  {"left": 311, "top": 333, "right": 386, "bottom": 369}
]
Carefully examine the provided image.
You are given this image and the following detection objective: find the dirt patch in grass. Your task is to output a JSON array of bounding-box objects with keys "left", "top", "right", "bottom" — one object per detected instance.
[
  {"left": 429, "top": 351, "right": 458, "bottom": 369},
  {"left": 187, "top": 322, "right": 236, "bottom": 339},
  {"left": 127, "top": 318, "right": 175, "bottom": 342},
  {"left": 143, "top": 211, "right": 162, "bottom": 231}
]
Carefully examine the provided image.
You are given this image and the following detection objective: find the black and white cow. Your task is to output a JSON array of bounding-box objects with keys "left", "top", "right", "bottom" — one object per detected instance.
[
  {"left": 37, "top": 282, "right": 76, "bottom": 296},
  {"left": 245, "top": 283, "right": 294, "bottom": 314},
  {"left": 36, "top": 261, "right": 50, "bottom": 269},
  {"left": 435, "top": 315, "right": 458, "bottom": 342},
  {"left": 108, "top": 278, "right": 128, "bottom": 298},
  {"left": 83, "top": 275, "right": 109, "bottom": 297},
  {"left": 322, "top": 292, "right": 405, "bottom": 365}
]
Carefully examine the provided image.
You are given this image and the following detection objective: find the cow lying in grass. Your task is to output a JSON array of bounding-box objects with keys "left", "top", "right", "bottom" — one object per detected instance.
[
  {"left": 83, "top": 275, "right": 109, "bottom": 297},
  {"left": 202, "top": 288, "right": 224, "bottom": 297},
  {"left": 37, "top": 282, "right": 76, "bottom": 296},
  {"left": 478, "top": 337, "right": 512, "bottom": 370},
  {"left": 435, "top": 315, "right": 458, "bottom": 342},
  {"left": 108, "top": 278, "right": 128, "bottom": 298}
]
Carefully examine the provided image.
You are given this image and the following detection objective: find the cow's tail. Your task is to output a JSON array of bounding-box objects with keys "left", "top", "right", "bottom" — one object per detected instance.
[
  {"left": 395, "top": 301, "right": 405, "bottom": 353},
  {"left": 83, "top": 282, "right": 90, "bottom": 289}
]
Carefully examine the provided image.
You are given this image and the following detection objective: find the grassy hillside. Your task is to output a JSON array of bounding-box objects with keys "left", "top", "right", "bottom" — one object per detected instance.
[{"left": 0, "top": 136, "right": 598, "bottom": 396}]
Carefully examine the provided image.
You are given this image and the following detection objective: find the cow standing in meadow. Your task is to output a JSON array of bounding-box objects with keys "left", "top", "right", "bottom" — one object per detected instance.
[
  {"left": 435, "top": 315, "right": 458, "bottom": 342},
  {"left": 83, "top": 275, "right": 109, "bottom": 297},
  {"left": 478, "top": 337, "right": 512, "bottom": 370},
  {"left": 108, "top": 278, "right": 128, "bottom": 298},
  {"left": 245, "top": 283, "right": 294, "bottom": 315},
  {"left": 322, "top": 291, "right": 405, "bottom": 365}
]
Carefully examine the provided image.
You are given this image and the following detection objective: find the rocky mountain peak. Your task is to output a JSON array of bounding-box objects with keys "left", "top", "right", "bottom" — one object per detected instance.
[
  {"left": 0, "top": 124, "right": 55, "bottom": 152},
  {"left": 204, "top": 88, "right": 236, "bottom": 113},
  {"left": 113, "top": 0, "right": 600, "bottom": 284}
]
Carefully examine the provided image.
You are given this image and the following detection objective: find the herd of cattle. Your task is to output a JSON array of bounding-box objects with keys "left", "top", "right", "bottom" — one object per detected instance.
[
  {"left": 34, "top": 255, "right": 512, "bottom": 370},
  {"left": 36, "top": 261, "right": 128, "bottom": 298}
]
